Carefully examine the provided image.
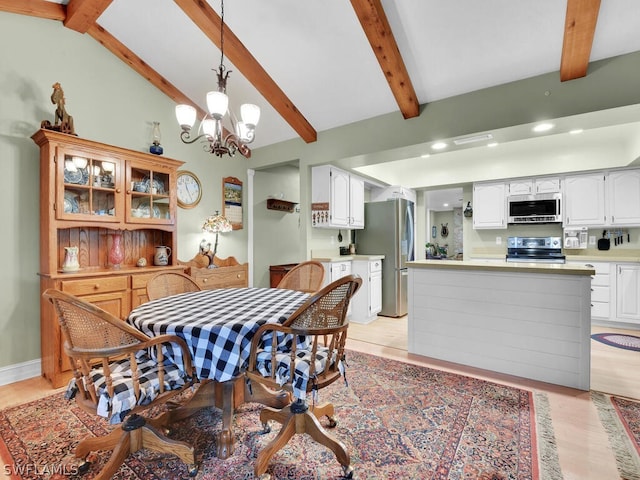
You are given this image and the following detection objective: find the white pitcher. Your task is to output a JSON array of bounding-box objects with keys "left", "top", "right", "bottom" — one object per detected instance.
[
  {"left": 154, "top": 246, "right": 171, "bottom": 266},
  {"left": 62, "top": 246, "right": 80, "bottom": 272}
]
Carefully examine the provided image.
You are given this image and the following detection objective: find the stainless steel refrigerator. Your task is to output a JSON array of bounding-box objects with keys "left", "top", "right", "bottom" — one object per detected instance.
[{"left": 356, "top": 198, "right": 415, "bottom": 317}]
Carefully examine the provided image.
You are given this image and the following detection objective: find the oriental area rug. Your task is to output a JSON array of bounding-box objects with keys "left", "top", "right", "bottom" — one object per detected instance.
[
  {"left": 0, "top": 351, "right": 562, "bottom": 480},
  {"left": 592, "top": 392, "right": 640, "bottom": 480}
]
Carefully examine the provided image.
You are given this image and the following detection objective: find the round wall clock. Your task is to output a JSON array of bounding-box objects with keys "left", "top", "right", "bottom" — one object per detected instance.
[{"left": 176, "top": 170, "right": 202, "bottom": 209}]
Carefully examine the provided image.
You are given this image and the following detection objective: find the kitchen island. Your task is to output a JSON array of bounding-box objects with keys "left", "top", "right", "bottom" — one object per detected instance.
[{"left": 407, "top": 260, "right": 595, "bottom": 390}]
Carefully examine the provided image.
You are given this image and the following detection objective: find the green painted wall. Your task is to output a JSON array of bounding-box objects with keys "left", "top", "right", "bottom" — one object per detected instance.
[{"left": 0, "top": 12, "right": 248, "bottom": 372}]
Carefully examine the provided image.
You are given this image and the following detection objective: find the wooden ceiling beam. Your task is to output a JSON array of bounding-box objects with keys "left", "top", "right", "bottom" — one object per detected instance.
[
  {"left": 350, "top": 0, "right": 419, "bottom": 119},
  {"left": 87, "top": 23, "right": 201, "bottom": 113},
  {"left": 560, "top": 0, "right": 601, "bottom": 81},
  {"left": 0, "top": 0, "right": 65, "bottom": 20},
  {"left": 173, "top": 0, "right": 317, "bottom": 144},
  {"left": 64, "top": 0, "right": 113, "bottom": 33}
]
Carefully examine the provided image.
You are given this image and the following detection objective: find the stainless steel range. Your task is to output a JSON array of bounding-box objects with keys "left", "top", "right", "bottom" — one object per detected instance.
[{"left": 505, "top": 236, "right": 565, "bottom": 263}]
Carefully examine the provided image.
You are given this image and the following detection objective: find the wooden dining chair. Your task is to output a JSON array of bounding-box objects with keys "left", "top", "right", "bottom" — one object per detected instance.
[
  {"left": 43, "top": 288, "right": 199, "bottom": 479},
  {"left": 246, "top": 274, "right": 362, "bottom": 480},
  {"left": 276, "top": 260, "right": 325, "bottom": 293},
  {"left": 146, "top": 271, "right": 201, "bottom": 301}
]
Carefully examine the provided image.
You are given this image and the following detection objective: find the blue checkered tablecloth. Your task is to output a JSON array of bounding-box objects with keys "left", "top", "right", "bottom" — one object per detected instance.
[{"left": 126, "top": 288, "right": 309, "bottom": 382}]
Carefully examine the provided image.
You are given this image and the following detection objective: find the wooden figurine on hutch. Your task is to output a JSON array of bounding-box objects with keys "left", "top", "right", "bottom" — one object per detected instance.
[{"left": 40, "top": 82, "right": 76, "bottom": 135}]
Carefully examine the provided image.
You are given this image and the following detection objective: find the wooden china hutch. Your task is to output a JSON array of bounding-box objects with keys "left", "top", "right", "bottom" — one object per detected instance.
[{"left": 33, "top": 129, "right": 185, "bottom": 388}]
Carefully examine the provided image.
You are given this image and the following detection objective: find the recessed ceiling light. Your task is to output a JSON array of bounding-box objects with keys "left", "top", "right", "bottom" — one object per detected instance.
[
  {"left": 443, "top": 203, "right": 449, "bottom": 207},
  {"left": 569, "top": 129, "right": 584, "bottom": 135},
  {"left": 487, "top": 142, "right": 498, "bottom": 147},
  {"left": 420, "top": 153, "right": 431, "bottom": 158},
  {"left": 533, "top": 123, "right": 554, "bottom": 133},
  {"left": 431, "top": 142, "right": 447, "bottom": 150}
]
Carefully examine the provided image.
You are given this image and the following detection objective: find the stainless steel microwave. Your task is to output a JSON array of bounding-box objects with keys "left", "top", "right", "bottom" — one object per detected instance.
[{"left": 507, "top": 192, "right": 562, "bottom": 224}]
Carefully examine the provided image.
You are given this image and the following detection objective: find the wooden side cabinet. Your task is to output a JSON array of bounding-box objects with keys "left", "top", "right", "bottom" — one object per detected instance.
[{"left": 181, "top": 254, "right": 249, "bottom": 290}]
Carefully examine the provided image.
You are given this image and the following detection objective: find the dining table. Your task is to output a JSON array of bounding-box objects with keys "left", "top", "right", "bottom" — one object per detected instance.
[{"left": 126, "top": 286, "right": 309, "bottom": 459}]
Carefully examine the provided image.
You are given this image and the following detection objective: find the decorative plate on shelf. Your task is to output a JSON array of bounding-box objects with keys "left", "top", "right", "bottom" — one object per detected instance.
[
  {"left": 64, "top": 168, "right": 88, "bottom": 185},
  {"left": 134, "top": 199, "right": 161, "bottom": 218},
  {"left": 63, "top": 191, "right": 79, "bottom": 213},
  {"left": 142, "top": 177, "right": 165, "bottom": 194}
]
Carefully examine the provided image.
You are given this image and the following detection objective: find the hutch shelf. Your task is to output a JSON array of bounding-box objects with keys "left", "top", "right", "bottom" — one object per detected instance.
[{"left": 33, "top": 129, "right": 185, "bottom": 388}]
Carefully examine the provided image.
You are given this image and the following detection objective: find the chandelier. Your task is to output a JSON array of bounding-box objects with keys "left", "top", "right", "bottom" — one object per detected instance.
[{"left": 175, "top": 0, "right": 260, "bottom": 158}]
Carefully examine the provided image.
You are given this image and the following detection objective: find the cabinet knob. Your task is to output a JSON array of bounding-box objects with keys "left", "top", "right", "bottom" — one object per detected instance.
[
  {"left": 202, "top": 278, "right": 208, "bottom": 283},
  {"left": 94, "top": 284, "right": 100, "bottom": 290},
  {"left": 237, "top": 274, "right": 241, "bottom": 278}
]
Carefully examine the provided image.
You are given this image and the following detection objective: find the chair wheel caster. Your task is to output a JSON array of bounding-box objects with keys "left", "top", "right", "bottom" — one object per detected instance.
[
  {"left": 261, "top": 422, "right": 271, "bottom": 434},
  {"left": 257, "top": 474, "right": 271, "bottom": 480},
  {"left": 78, "top": 460, "right": 91, "bottom": 475},
  {"left": 327, "top": 416, "right": 337, "bottom": 428},
  {"left": 188, "top": 464, "right": 199, "bottom": 477},
  {"left": 342, "top": 465, "right": 354, "bottom": 478}
]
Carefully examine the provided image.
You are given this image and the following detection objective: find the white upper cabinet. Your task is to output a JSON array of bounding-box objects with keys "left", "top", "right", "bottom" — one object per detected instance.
[
  {"left": 608, "top": 169, "right": 640, "bottom": 225},
  {"left": 508, "top": 176, "right": 561, "bottom": 195},
  {"left": 312, "top": 165, "right": 365, "bottom": 229},
  {"left": 472, "top": 181, "right": 507, "bottom": 229},
  {"left": 564, "top": 173, "right": 606, "bottom": 226}
]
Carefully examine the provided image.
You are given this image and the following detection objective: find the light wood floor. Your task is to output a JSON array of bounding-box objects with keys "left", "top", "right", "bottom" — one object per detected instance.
[{"left": 1, "top": 318, "right": 639, "bottom": 479}]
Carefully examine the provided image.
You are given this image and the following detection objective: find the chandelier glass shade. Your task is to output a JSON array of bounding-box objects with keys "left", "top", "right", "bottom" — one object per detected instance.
[{"left": 175, "top": 0, "right": 259, "bottom": 158}]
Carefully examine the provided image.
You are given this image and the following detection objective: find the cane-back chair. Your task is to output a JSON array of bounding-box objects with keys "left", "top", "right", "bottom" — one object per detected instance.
[
  {"left": 276, "top": 260, "right": 325, "bottom": 294},
  {"left": 146, "top": 271, "right": 201, "bottom": 301},
  {"left": 246, "top": 274, "right": 362, "bottom": 480},
  {"left": 43, "top": 288, "right": 199, "bottom": 479}
]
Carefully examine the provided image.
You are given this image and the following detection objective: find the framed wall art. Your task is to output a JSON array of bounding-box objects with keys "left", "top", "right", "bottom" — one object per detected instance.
[{"left": 222, "top": 176, "right": 243, "bottom": 229}]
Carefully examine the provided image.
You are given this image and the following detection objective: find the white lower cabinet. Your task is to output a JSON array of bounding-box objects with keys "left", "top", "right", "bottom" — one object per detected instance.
[
  {"left": 588, "top": 262, "right": 611, "bottom": 320},
  {"left": 321, "top": 260, "right": 353, "bottom": 316},
  {"left": 351, "top": 258, "right": 383, "bottom": 324},
  {"left": 615, "top": 263, "right": 640, "bottom": 325}
]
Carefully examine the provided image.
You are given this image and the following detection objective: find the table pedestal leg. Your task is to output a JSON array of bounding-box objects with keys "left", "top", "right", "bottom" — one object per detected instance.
[
  {"left": 216, "top": 380, "right": 235, "bottom": 459},
  {"left": 160, "top": 376, "right": 292, "bottom": 460}
]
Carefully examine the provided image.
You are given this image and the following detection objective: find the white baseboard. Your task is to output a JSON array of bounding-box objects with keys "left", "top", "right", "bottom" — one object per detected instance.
[{"left": 0, "top": 359, "right": 41, "bottom": 386}]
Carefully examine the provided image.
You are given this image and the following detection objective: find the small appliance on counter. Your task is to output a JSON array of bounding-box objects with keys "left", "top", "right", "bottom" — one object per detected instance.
[
  {"left": 505, "top": 236, "right": 565, "bottom": 263},
  {"left": 563, "top": 227, "right": 588, "bottom": 249}
]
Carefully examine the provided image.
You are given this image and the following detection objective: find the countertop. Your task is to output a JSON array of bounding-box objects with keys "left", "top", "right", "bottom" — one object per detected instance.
[
  {"left": 311, "top": 254, "right": 385, "bottom": 262},
  {"left": 407, "top": 259, "right": 595, "bottom": 276}
]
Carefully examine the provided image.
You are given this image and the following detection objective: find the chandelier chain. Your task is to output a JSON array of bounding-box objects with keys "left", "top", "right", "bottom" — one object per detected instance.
[{"left": 219, "top": 0, "right": 225, "bottom": 73}]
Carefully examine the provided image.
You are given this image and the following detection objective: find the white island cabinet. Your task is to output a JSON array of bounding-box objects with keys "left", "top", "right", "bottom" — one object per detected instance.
[{"left": 407, "top": 260, "right": 594, "bottom": 390}]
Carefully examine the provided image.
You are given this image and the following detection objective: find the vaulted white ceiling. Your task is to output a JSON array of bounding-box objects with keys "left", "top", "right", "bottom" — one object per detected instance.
[{"left": 8, "top": 0, "right": 640, "bottom": 196}]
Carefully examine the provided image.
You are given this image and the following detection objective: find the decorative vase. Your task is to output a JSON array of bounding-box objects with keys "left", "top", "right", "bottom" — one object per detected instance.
[
  {"left": 62, "top": 246, "right": 80, "bottom": 272},
  {"left": 109, "top": 232, "right": 125, "bottom": 268},
  {"left": 154, "top": 245, "right": 171, "bottom": 266}
]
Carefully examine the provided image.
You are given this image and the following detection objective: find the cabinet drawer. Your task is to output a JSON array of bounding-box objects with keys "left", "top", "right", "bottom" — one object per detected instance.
[
  {"left": 193, "top": 268, "right": 247, "bottom": 289},
  {"left": 591, "top": 285, "right": 609, "bottom": 303},
  {"left": 370, "top": 260, "right": 382, "bottom": 274},
  {"left": 592, "top": 301, "right": 610, "bottom": 319},
  {"left": 130, "top": 268, "right": 183, "bottom": 289},
  {"left": 61, "top": 276, "right": 128, "bottom": 296}
]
